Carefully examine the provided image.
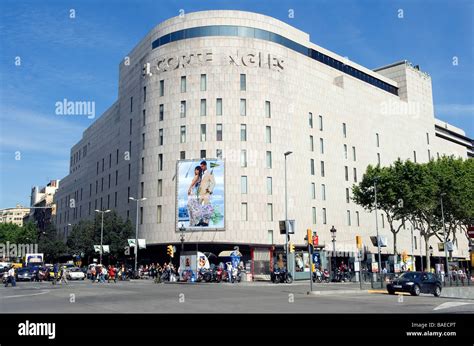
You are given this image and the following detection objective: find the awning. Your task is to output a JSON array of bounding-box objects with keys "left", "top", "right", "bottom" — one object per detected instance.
[{"left": 218, "top": 250, "right": 242, "bottom": 257}]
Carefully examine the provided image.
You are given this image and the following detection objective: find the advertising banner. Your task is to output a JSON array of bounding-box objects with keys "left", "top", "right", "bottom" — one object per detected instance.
[{"left": 177, "top": 159, "right": 224, "bottom": 230}]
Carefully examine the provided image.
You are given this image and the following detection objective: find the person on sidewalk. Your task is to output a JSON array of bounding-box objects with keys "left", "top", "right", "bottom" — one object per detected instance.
[{"left": 59, "top": 267, "right": 68, "bottom": 285}]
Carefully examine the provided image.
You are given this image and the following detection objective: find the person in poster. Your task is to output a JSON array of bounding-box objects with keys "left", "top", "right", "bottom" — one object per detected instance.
[
  {"left": 197, "top": 160, "right": 216, "bottom": 226},
  {"left": 178, "top": 159, "right": 224, "bottom": 229}
]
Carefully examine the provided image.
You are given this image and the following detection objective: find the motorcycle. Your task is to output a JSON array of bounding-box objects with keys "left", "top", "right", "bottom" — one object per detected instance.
[
  {"left": 312, "top": 269, "right": 322, "bottom": 283},
  {"left": 2, "top": 271, "right": 8, "bottom": 285},
  {"left": 322, "top": 269, "right": 330, "bottom": 283},
  {"left": 271, "top": 268, "right": 293, "bottom": 284}
]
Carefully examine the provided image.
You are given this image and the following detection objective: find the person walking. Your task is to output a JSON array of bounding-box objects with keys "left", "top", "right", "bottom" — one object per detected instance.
[
  {"left": 4, "top": 266, "right": 16, "bottom": 287},
  {"left": 52, "top": 263, "right": 59, "bottom": 285},
  {"left": 60, "top": 267, "right": 68, "bottom": 285}
]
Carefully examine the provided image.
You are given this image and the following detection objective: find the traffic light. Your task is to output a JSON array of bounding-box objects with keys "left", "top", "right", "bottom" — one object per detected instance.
[
  {"left": 289, "top": 242, "right": 295, "bottom": 253},
  {"left": 307, "top": 229, "right": 313, "bottom": 245},
  {"left": 167, "top": 245, "right": 174, "bottom": 258},
  {"left": 356, "top": 235, "right": 362, "bottom": 250}
]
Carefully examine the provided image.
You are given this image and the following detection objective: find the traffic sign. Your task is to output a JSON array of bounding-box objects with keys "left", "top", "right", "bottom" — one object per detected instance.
[{"left": 312, "top": 235, "right": 319, "bottom": 246}]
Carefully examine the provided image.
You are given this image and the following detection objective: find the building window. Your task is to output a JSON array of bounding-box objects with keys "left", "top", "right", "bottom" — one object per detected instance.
[
  {"left": 200, "top": 74, "right": 207, "bottom": 91},
  {"left": 128, "top": 164, "right": 131, "bottom": 180},
  {"left": 180, "top": 126, "right": 186, "bottom": 143},
  {"left": 157, "top": 179, "right": 162, "bottom": 197},
  {"left": 140, "top": 206, "right": 143, "bottom": 224},
  {"left": 200, "top": 124, "right": 207, "bottom": 141},
  {"left": 319, "top": 115, "right": 323, "bottom": 131},
  {"left": 126, "top": 210, "right": 129, "bottom": 220},
  {"left": 241, "top": 149, "right": 247, "bottom": 167},
  {"left": 130, "top": 96, "right": 133, "bottom": 112},
  {"left": 428, "top": 149, "right": 431, "bottom": 160},
  {"left": 200, "top": 99, "right": 207, "bottom": 116},
  {"left": 413, "top": 151, "right": 417, "bottom": 163},
  {"left": 142, "top": 133, "right": 146, "bottom": 150},
  {"left": 127, "top": 187, "right": 130, "bottom": 203},
  {"left": 265, "top": 101, "right": 271, "bottom": 118},
  {"left": 320, "top": 161, "right": 325, "bottom": 177},
  {"left": 309, "top": 136, "right": 314, "bottom": 151},
  {"left": 216, "top": 98, "right": 222, "bottom": 116},
  {"left": 216, "top": 149, "right": 223, "bottom": 159},
  {"left": 240, "top": 124, "right": 247, "bottom": 141},
  {"left": 312, "top": 207, "right": 317, "bottom": 224},
  {"left": 346, "top": 188, "right": 350, "bottom": 203},
  {"left": 143, "top": 86, "right": 146, "bottom": 103},
  {"left": 240, "top": 74, "right": 246, "bottom": 91},
  {"left": 180, "top": 151, "right": 186, "bottom": 160},
  {"left": 343, "top": 123, "right": 347, "bottom": 137},
  {"left": 377, "top": 153, "right": 381, "bottom": 166},
  {"left": 158, "top": 154, "right": 163, "bottom": 171},
  {"left": 142, "top": 109, "right": 146, "bottom": 126},
  {"left": 376, "top": 133, "right": 380, "bottom": 147},
  {"left": 141, "top": 157, "right": 145, "bottom": 174},
  {"left": 356, "top": 211, "right": 360, "bottom": 226},
  {"left": 200, "top": 150, "right": 206, "bottom": 159},
  {"left": 140, "top": 182, "right": 144, "bottom": 198},
  {"left": 240, "top": 99, "right": 246, "bottom": 116},
  {"left": 241, "top": 176, "right": 248, "bottom": 194},
  {"left": 181, "top": 76, "right": 186, "bottom": 93},
  {"left": 345, "top": 166, "right": 349, "bottom": 181},
  {"left": 267, "top": 203, "right": 273, "bottom": 221},
  {"left": 320, "top": 138, "right": 324, "bottom": 154},
  {"left": 115, "top": 170, "right": 118, "bottom": 186},
  {"left": 352, "top": 146, "right": 356, "bottom": 161},
  {"left": 309, "top": 112, "right": 313, "bottom": 128},
  {"left": 179, "top": 101, "right": 185, "bottom": 118},
  {"left": 159, "top": 104, "right": 164, "bottom": 121},
  {"left": 216, "top": 124, "right": 223, "bottom": 141},
  {"left": 116, "top": 149, "right": 119, "bottom": 164},
  {"left": 129, "top": 119, "right": 133, "bottom": 135},
  {"left": 344, "top": 144, "right": 348, "bottom": 159},
  {"left": 353, "top": 168, "right": 357, "bottom": 182},
  {"left": 267, "top": 177, "right": 272, "bottom": 195},
  {"left": 426, "top": 132, "right": 430, "bottom": 145},
  {"left": 108, "top": 174, "right": 111, "bottom": 189},
  {"left": 157, "top": 205, "right": 162, "bottom": 223},
  {"left": 381, "top": 214, "right": 385, "bottom": 228},
  {"left": 347, "top": 210, "right": 351, "bottom": 226},
  {"left": 311, "top": 182, "right": 316, "bottom": 199},
  {"left": 414, "top": 236, "right": 417, "bottom": 250},
  {"left": 101, "top": 178, "right": 104, "bottom": 192},
  {"left": 310, "top": 159, "right": 315, "bottom": 175},
  {"left": 266, "top": 151, "right": 272, "bottom": 168},
  {"left": 159, "top": 129, "right": 163, "bottom": 145},
  {"left": 241, "top": 202, "right": 248, "bottom": 221},
  {"left": 265, "top": 126, "right": 271, "bottom": 143},
  {"left": 159, "top": 80, "right": 164, "bottom": 96},
  {"left": 268, "top": 230, "right": 274, "bottom": 244},
  {"left": 322, "top": 208, "right": 327, "bottom": 224}
]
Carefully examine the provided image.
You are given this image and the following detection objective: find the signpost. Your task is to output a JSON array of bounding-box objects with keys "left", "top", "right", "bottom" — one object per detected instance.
[{"left": 307, "top": 229, "right": 313, "bottom": 293}]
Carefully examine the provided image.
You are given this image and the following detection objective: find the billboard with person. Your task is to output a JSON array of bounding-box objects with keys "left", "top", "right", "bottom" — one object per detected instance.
[{"left": 176, "top": 159, "right": 224, "bottom": 230}]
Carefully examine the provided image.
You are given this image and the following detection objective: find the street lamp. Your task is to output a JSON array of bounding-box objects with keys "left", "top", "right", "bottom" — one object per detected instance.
[
  {"left": 95, "top": 209, "right": 111, "bottom": 265},
  {"left": 284, "top": 151, "right": 292, "bottom": 270},
  {"left": 429, "top": 245, "right": 433, "bottom": 266},
  {"left": 373, "top": 178, "right": 383, "bottom": 287},
  {"left": 440, "top": 193, "right": 451, "bottom": 284},
  {"left": 129, "top": 197, "right": 146, "bottom": 273},
  {"left": 179, "top": 223, "right": 185, "bottom": 252},
  {"left": 330, "top": 226, "right": 337, "bottom": 281}
]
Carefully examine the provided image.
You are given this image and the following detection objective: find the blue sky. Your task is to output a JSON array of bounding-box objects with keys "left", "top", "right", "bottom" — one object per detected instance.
[{"left": 0, "top": 0, "right": 473, "bottom": 208}]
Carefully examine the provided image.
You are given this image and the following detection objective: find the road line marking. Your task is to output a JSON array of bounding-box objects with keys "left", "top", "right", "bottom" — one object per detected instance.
[
  {"left": 1, "top": 290, "right": 50, "bottom": 299},
  {"left": 433, "top": 301, "right": 474, "bottom": 311}
]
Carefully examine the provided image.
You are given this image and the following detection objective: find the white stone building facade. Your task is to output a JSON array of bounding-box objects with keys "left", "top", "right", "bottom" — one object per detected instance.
[{"left": 54, "top": 11, "right": 471, "bottom": 269}]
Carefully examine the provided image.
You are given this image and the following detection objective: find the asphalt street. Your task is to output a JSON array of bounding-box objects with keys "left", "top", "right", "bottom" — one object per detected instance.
[{"left": 1, "top": 280, "right": 473, "bottom": 313}]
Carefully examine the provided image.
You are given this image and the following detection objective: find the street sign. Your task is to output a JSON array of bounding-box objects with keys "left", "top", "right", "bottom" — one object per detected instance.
[{"left": 313, "top": 235, "right": 319, "bottom": 246}]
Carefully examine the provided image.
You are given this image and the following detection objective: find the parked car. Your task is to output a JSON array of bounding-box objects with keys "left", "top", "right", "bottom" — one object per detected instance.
[
  {"left": 16, "top": 267, "right": 35, "bottom": 281},
  {"left": 387, "top": 272, "right": 442, "bottom": 297},
  {"left": 66, "top": 267, "right": 86, "bottom": 280}
]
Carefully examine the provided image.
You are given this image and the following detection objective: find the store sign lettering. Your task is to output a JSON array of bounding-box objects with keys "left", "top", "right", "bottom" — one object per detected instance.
[{"left": 229, "top": 52, "right": 284, "bottom": 72}]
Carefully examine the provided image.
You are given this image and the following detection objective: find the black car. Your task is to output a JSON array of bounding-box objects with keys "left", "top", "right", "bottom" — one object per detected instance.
[
  {"left": 16, "top": 267, "right": 35, "bottom": 281},
  {"left": 387, "top": 272, "right": 442, "bottom": 297}
]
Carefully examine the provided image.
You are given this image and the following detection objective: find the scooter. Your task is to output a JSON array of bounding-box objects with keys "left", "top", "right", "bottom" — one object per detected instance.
[
  {"left": 322, "top": 269, "right": 330, "bottom": 283},
  {"left": 312, "top": 269, "right": 322, "bottom": 283}
]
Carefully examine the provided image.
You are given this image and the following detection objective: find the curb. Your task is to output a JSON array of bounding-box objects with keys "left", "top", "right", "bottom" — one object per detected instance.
[{"left": 307, "top": 289, "right": 369, "bottom": 295}]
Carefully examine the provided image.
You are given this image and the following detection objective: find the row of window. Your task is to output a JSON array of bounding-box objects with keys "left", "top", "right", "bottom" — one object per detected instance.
[{"left": 151, "top": 25, "right": 398, "bottom": 95}]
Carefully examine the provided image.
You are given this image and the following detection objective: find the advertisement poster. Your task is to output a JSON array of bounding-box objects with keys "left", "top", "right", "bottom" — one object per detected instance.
[
  {"left": 177, "top": 159, "right": 224, "bottom": 230},
  {"left": 179, "top": 253, "right": 197, "bottom": 281},
  {"left": 371, "top": 262, "right": 379, "bottom": 273}
]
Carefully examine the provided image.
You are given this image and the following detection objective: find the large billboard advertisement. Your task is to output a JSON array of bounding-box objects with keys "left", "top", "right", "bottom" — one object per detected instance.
[{"left": 176, "top": 159, "right": 224, "bottom": 230}]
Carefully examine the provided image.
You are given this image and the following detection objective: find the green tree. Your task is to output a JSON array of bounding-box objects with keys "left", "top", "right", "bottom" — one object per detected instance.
[{"left": 352, "top": 161, "right": 408, "bottom": 256}]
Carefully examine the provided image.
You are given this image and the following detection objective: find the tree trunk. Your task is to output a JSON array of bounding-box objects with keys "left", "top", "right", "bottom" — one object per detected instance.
[
  {"left": 392, "top": 231, "right": 397, "bottom": 256},
  {"left": 425, "top": 235, "right": 431, "bottom": 271}
]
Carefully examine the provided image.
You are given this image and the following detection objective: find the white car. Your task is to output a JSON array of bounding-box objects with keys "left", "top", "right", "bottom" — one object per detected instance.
[{"left": 66, "top": 267, "right": 85, "bottom": 280}]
